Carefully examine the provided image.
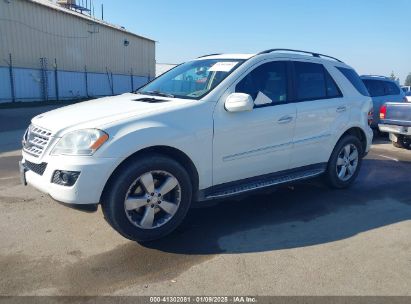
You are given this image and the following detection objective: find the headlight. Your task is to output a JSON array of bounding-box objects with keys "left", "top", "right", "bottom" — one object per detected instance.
[{"left": 51, "top": 129, "right": 109, "bottom": 156}]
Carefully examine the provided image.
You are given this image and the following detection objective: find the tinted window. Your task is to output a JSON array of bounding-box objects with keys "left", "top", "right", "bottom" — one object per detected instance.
[
  {"left": 337, "top": 67, "right": 370, "bottom": 96},
  {"left": 363, "top": 80, "right": 385, "bottom": 97},
  {"left": 385, "top": 81, "right": 400, "bottom": 95},
  {"left": 294, "top": 62, "right": 326, "bottom": 100},
  {"left": 236, "top": 61, "right": 288, "bottom": 106}
]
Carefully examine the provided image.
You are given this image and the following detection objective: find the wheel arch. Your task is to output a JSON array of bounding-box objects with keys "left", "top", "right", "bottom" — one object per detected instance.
[
  {"left": 336, "top": 127, "right": 367, "bottom": 156},
  {"left": 100, "top": 145, "right": 200, "bottom": 203}
]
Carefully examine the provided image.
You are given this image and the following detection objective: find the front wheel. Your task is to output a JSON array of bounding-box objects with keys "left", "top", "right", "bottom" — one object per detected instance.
[
  {"left": 102, "top": 154, "right": 192, "bottom": 242},
  {"left": 325, "top": 135, "right": 363, "bottom": 189}
]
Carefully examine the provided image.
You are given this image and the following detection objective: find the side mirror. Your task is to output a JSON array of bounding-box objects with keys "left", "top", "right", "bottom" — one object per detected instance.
[{"left": 225, "top": 93, "right": 254, "bottom": 113}]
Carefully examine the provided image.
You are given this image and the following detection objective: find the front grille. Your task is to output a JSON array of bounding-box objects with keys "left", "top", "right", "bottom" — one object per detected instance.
[
  {"left": 23, "top": 125, "right": 53, "bottom": 158},
  {"left": 24, "top": 160, "right": 47, "bottom": 176}
]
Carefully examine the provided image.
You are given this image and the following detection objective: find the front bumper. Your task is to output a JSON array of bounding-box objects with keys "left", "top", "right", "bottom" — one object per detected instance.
[{"left": 21, "top": 152, "right": 121, "bottom": 205}]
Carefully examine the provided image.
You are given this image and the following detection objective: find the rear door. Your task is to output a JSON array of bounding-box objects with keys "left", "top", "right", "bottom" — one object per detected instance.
[{"left": 290, "top": 61, "right": 348, "bottom": 168}]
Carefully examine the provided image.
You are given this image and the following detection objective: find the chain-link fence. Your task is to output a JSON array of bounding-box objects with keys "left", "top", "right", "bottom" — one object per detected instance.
[{"left": 0, "top": 54, "right": 150, "bottom": 103}]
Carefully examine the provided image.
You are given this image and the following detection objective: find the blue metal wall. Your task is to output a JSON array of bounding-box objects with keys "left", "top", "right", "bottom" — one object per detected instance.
[{"left": 0, "top": 66, "right": 150, "bottom": 103}]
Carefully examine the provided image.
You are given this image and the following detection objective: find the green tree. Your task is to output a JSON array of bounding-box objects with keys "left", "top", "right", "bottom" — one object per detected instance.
[
  {"left": 390, "top": 71, "right": 400, "bottom": 83},
  {"left": 405, "top": 73, "right": 411, "bottom": 86}
]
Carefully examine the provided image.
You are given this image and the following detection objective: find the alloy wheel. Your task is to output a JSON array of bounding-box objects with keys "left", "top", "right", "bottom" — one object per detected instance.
[
  {"left": 124, "top": 170, "right": 181, "bottom": 229},
  {"left": 336, "top": 144, "right": 359, "bottom": 182}
]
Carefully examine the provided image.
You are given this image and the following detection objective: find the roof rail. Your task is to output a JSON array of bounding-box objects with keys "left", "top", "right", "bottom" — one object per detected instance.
[
  {"left": 360, "top": 75, "right": 389, "bottom": 79},
  {"left": 197, "top": 53, "right": 222, "bottom": 58},
  {"left": 257, "top": 49, "right": 343, "bottom": 63}
]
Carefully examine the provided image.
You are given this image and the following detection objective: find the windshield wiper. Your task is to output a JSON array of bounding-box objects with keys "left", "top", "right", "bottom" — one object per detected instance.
[{"left": 141, "top": 90, "right": 175, "bottom": 98}]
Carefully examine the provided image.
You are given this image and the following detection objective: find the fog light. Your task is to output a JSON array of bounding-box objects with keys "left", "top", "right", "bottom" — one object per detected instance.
[{"left": 52, "top": 170, "right": 80, "bottom": 186}]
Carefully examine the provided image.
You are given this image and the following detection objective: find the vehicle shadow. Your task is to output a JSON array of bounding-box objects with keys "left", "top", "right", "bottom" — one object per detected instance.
[{"left": 143, "top": 158, "right": 411, "bottom": 254}]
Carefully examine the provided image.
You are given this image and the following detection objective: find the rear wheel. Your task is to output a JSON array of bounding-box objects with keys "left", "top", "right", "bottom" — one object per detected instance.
[
  {"left": 102, "top": 154, "right": 192, "bottom": 242},
  {"left": 393, "top": 141, "right": 403, "bottom": 148},
  {"left": 325, "top": 135, "right": 363, "bottom": 189},
  {"left": 392, "top": 135, "right": 411, "bottom": 149}
]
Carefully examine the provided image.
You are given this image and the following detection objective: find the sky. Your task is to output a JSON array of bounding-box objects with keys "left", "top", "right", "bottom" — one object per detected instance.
[{"left": 91, "top": 0, "right": 411, "bottom": 84}]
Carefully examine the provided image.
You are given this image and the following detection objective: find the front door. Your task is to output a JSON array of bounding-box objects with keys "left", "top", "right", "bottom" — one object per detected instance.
[{"left": 212, "top": 61, "right": 296, "bottom": 186}]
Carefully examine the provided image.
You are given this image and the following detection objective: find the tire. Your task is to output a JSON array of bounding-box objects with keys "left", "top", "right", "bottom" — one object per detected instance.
[
  {"left": 392, "top": 141, "right": 404, "bottom": 148},
  {"left": 325, "top": 135, "right": 363, "bottom": 189},
  {"left": 101, "top": 154, "right": 192, "bottom": 242},
  {"left": 392, "top": 136, "right": 411, "bottom": 149}
]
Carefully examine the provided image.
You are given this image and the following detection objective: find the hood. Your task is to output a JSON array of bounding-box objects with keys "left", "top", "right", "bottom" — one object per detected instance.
[{"left": 31, "top": 93, "right": 195, "bottom": 135}]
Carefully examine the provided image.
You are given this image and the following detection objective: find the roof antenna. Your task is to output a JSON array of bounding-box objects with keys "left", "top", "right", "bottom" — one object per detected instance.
[{"left": 101, "top": 4, "right": 104, "bottom": 20}]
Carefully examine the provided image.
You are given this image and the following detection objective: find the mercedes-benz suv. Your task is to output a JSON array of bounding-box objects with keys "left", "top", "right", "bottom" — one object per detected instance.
[{"left": 20, "top": 49, "right": 373, "bottom": 242}]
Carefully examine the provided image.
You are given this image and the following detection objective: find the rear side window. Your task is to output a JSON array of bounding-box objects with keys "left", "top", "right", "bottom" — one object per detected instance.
[
  {"left": 385, "top": 81, "right": 400, "bottom": 95},
  {"left": 337, "top": 67, "right": 370, "bottom": 96},
  {"left": 363, "top": 80, "right": 385, "bottom": 97},
  {"left": 293, "top": 62, "right": 342, "bottom": 101},
  {"left": 294, "top": 62, "right": 327, "bottom": 100}
]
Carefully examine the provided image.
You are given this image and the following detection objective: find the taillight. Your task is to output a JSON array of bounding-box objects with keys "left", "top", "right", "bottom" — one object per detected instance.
[
  {"left": 367, "top": 109, "right": 373, "bottom": 126},
  {"left": 380, "top": 105, "right": 387, "bottom": 120}
]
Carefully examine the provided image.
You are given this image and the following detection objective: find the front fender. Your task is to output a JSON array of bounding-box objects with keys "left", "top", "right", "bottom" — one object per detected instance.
[{"left": 96, "top": 120, "right": 214, "bottom": 190}]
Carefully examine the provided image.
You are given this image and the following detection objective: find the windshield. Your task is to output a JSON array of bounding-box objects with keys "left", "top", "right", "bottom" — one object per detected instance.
[{"left": 137, "top": 59, "right": 244, "bottom": 99}]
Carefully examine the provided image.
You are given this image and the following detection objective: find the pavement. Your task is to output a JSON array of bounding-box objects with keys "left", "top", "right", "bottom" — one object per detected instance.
[{"left": 0, "top": 105, "right": 410, "bottom": 296}]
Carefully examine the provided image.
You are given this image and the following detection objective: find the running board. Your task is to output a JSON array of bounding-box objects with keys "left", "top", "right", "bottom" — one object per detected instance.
[{"left": 200, "top": 164, "right": 326, "bottom": 201}]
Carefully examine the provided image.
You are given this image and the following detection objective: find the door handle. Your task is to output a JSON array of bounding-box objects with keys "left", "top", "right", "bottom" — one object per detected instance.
[
  {"left": 336, "top": 106, "right": 347, "bottom": 113},
  {"left": 278, "top": 115, "right": 293, "bottom": 124}
]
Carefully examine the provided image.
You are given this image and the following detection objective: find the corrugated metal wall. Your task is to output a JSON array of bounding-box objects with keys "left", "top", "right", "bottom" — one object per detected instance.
[
  {"left": 0, "top": 66, "right": 149, "bottom": 102},
  {"left": 0, "top": 0, "right": 155, "bottom": 103}
]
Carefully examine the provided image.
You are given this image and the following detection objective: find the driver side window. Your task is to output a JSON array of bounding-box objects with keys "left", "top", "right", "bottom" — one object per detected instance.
[{"left": 235, "top": 61, "right": 288, "bottom": 107}]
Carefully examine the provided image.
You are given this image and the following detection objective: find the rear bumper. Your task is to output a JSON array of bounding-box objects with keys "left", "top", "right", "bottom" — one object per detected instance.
[{"left": 378, "top": 124, "right": 411, "bottom": 136}]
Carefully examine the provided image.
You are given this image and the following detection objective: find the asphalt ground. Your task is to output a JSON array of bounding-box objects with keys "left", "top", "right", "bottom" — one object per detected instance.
[{"left": 0, "top": 105, "right": 410, "bottom": 296}]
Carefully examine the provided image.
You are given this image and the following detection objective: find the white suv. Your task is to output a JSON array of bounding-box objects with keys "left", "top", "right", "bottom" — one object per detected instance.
[{"left": 20, "top": 49, "right": 373, "bottom": 241}]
